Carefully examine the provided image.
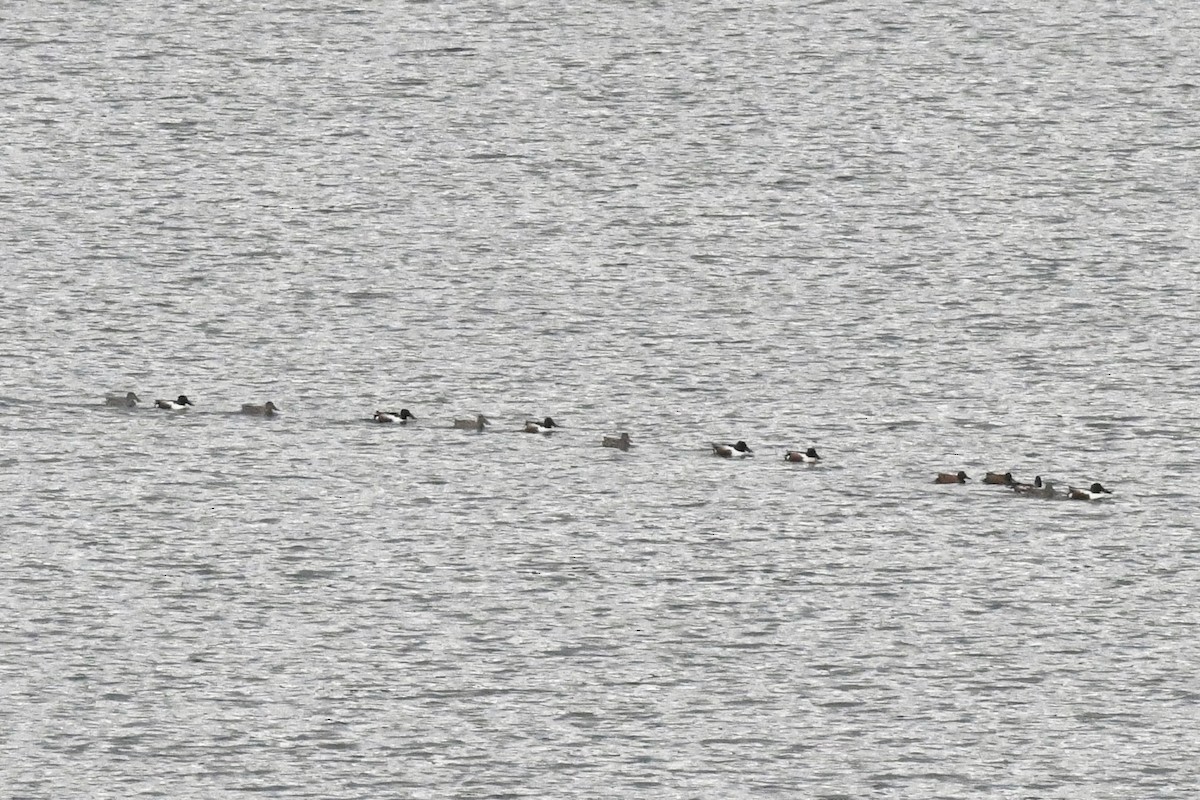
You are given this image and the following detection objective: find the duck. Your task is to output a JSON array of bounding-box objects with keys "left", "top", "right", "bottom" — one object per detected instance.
[
  {"left": 982, "top": 471, "right": 1014, "bottom": 485},
  {"left": 524, "top": 416, "right": 559, "bottom": 434},
  {"left": 453, "top": 414, "right": 490, "bottom": 431},
  {"left": 934, "top": 471, "right": 970, "bottom": 484},
  {"left": 602, "top": 432, "right": 632, "bottom": 451},
  {"left": 784, "top": 447, "right": 821, "bottom": 463},
  {"left": 1012, "top": 476, "right": 1059, "bottom": 499},
  {"left": 373, "top": 409, "right": 415, "bottom": 424},
  {"left": 241, "top": 401, "right": 279, "bottom": 417},
  {"left": 1009, "top": 475, "right": 1041, "bottom": 492},
  {"left": 155, "top": 395, "right": 194, "bottom": 410},
  {"left": 105, "top": 392, "right": 141, "bottom": 408},
  {"left": 1068, "top": 482, "right": 1113, "bottom": 501},
  {"left": 712, "top": 441, "right": 753, "bottom": 458}
]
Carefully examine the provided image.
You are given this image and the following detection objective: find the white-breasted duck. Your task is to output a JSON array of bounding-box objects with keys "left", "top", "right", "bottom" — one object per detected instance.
[
  {"left": 713, "top": 441, "right": 753, "bottom": 458},
  {"left": 1068, "top": 482, "right": 1112, "bottom": 501},
  {"left": 155, "top": 395, "right": 194, "bottom": 410},
  {"left": 784, "top": 447, "right": 821, "bottom": 463},
  {"left": 374, "top": 409, "right": 415, "bottom": 424},
  {"left": 524, "top": 417, "right": 559, "bottom": 434}
]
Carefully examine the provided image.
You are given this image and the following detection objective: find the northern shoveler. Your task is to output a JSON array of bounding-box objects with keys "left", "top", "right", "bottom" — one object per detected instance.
[
  {"left": 784, "top": 447, "right": 820, "bottom": 463},
  {"left": 1068, "top": 482, "right": 1112, "bottom": 500},
  {"left": 155, "top": 395, "right": 193, "bottom": 410},
  {"left": 524, "top": 417, "right": 558, "bottom": 434},
  {"left": 713, "top": 441, "right": 753, "bottom": 458},
  {"left": 373, "top": 409, "right": 415, "bottom": 424}
]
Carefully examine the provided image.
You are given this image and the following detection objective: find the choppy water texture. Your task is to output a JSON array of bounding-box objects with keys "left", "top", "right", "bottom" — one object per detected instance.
[{"left": 3, "top": 1, "right": 1199, "bottom": 797}]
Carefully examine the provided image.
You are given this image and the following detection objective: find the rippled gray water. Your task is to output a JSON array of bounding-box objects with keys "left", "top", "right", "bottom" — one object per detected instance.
[{"left": 3, "top": 1, "right": 1199, "bottom": 797}]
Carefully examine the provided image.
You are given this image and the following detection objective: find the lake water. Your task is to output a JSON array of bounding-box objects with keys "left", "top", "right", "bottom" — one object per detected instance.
[{"left": 3, "top": 1, "right": 1199, "bottom": 797}]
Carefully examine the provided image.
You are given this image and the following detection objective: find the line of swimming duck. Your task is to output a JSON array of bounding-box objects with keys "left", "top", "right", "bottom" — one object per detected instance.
[
  {"left": 105, "top": 392, "right": 279, "bottom": 417},
  {"left": 706, "top": 441, "right": 823, "bottom": 463},
  {"left": 101, "top": 394, "right": 825, "bottom": 462},
  {"left": 375, "top": 411, "right": 815, "bottom": 459},
  {"left": 104, "top": 393, "right": 1112, "bottom": 497},
  {"left": 934, "top": 470, "right": 1114, "bottom": 501}
]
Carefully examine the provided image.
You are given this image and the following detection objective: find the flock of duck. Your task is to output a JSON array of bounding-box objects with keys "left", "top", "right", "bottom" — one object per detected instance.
[
  {"left": 108, "top": 392, "right": 278, "bottom": 416},
  {"left": 933, "top": 470, "right": 1114, "bottom": 501},
  {"left": 104, "top": 392, "right": 1113, "bottom": 500}
]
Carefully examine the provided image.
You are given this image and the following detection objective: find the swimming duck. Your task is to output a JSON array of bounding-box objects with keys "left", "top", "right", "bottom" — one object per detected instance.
[
  {"left": 1010, "top": 475, "right": 1041, "bottom": 492},
  {"left": 983, "top": 471, "right": 1014, "bottom": 485},
  {"left": 524, "top": 417, "right": 559, "bottom": 434},
  {"left": 602, "top": 432, "right": 632, "bottom": 451},
  {"left": 1012, "top": 476, "right": 1059, "bottom": 499},
  {"left": 105, "top": 392, "right": 141, "bottom": 408},
  {"left": 241, "top": 401, "right": 279, "bottom": 417},
  {"left": 453, "top": 414, "right": 490, "bottom": 431},
  {"left": 155, "top": 395, "right": 194, "bottom": 410},
  {"left": 373, "top": 409, "right": 415, "bottom": 424},
  {"left": 934, "top": 471, "right": 970, "bottom": 484},
  {"left": 712, "top": 441, "right": 753, "bottom": 458},
  {"left": 784, "top": 447, "right": 821, "bottom": 463},
  {"left": 1068, "top": 482, "right": 1112, "bottom": 501}
]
